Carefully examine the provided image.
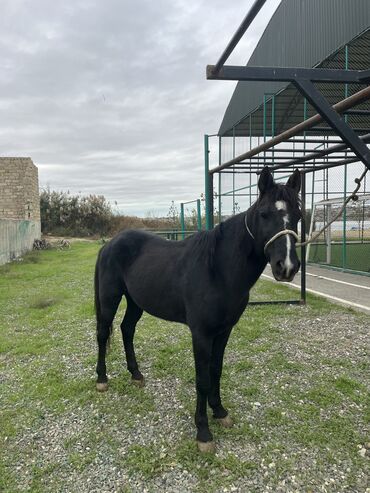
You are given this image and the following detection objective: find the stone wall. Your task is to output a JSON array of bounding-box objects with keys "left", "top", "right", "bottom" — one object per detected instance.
[
  {"left": 0, "top": 157, "right": 41, "bottom": 263},
  {"left": 0, "top": 157, "right": 40, "bottom": 221}
]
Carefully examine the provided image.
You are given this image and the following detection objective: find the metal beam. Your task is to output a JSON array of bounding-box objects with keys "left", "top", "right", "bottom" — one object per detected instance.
[
  {"left": 304, "top": 126, "right": 370, "bottom": 133},
  {"left": 294, "top": 79, "right": 370, "bottom": 169},
  {"left": 344, "top": 109, "right": 370, "bottom": 116},
  {"left": 211, "top": 0, "right": 267, "bottom": 75},
  {"left": 270, "top": 133, "right": 370, "bottom": 170},
  {"left": 220, "top": 156, "right": 361, "bottom": 173},
  {"left": 210, "top": 85, "right": 370, "bottom": 173},
  {"left": 221, "top": 154, "right": 361, "bottom": 173},
  {"left": 359, "top": 69, "right": 370, "bottom": 82},
  {"left": 233, "top": 159, "right": 351, "bottom": 166},
  {"left": 286, "top": 138, "right": 342, "bottom": 144},
  {"left": 207, "top": 65, "right": 366, "bottom": 83},
  {"left": 235, "top": 155, "right": 351, "bottom": 161},
  {"left": 256, "top": 147, "right": 352, "bottom": 154},
  {"left": 300, "top": 157, "right": 359, "bottom": 174}
]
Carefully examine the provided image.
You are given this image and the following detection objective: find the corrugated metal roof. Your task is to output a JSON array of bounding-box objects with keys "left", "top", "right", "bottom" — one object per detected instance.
[{"left": 218, "top": 0, "right": 370, "bottom": 137}]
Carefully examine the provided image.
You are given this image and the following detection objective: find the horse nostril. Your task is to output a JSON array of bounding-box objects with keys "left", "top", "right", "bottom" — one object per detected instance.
[{"left": 276, "top": 260, "right": 284, "bottom": 272}]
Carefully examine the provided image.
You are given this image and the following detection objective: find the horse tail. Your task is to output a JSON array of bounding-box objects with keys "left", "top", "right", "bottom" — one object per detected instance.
[
  {"left": 94, "top": 249, "right": 102, "bottom": 328},
  {"left": 94, "top": 246, "right": 114, "bottom": 349}
]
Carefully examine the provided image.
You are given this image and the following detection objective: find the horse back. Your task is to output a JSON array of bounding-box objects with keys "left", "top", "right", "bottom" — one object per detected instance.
[{"left": 100, "top": 230, "right": 188, "bottom": 322}]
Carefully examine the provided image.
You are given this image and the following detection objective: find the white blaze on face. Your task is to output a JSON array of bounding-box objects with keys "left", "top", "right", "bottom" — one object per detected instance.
[{"left": 275, "top": 201, "right": 294, "bottom": 275}]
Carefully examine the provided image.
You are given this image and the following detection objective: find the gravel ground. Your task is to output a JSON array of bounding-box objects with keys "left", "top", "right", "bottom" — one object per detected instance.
[{"left": 2, "top": 303, "right": 369, "bottom": 493}]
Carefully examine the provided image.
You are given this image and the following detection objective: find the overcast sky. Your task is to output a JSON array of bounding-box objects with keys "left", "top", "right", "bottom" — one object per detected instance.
[{"left": 0, "top": 0, "right": 281, "bottom": 216}]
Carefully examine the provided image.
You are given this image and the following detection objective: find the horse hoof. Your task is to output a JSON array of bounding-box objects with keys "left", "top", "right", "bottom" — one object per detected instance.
[
  {"left": 197, "top": 441, "right": 216, "bottom": 453},
  {"left": 96, "top": 382, "right": 108, "bottom": 392},
  {"left": 132, "top": 377, "right": 145, "bottom": 388},
  {"left": 215, "top": 415, "right": 233, "bottom": 428}
]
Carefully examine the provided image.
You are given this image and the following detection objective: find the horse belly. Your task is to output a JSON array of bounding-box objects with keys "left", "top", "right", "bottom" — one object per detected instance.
[{"left": 124, "top": 262, "right": 186, "bottom": 324}]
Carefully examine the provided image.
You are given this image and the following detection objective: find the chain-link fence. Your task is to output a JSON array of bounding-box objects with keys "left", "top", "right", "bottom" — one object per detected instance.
[{"left": 307, "top": 193, "right": 370, "bottom": 274}]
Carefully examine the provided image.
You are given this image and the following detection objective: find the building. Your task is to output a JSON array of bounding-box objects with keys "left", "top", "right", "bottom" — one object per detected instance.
[{"left": 0, "top": 157, "right": 41, "bottom": 264}]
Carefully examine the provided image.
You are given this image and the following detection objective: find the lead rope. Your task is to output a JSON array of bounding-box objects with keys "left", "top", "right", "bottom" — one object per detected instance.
[
  {"left": 245, "top": 167, "right": 368, "bottom": 252},
  {"left": 297, "top": 167, "right": 368, "bottom": 248}
]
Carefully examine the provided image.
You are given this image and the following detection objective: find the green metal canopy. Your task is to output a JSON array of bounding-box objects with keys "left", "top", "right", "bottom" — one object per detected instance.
[{"left": 218, "top": 0, "right": 370, "bottom": 138}]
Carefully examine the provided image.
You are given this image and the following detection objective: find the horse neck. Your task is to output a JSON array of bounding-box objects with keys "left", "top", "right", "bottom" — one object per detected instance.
[{"left": 216, "top": 211, "right": 267, "bottom": 288}]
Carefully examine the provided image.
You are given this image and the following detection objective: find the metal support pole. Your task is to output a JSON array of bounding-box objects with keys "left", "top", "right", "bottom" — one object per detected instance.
[
  {"left": 306, "top": 204, "right": 315, "bottom": 262},
  {"left": 196, "top": 199, "right": 202, "bottom": 231},
  {"left": 218, "top": 136, "right": 222, "bottom": 223},
  {"left": 232, "top": 126, "right": 236, "bottom": 214},
  {"left": 263, "top": 94, "right": 267, "bottom": 143},
  {"left": 271, "top": 94, "right": 275, "bottom": 171},
  {"left": 249, "top": 114, "right": 252, "bottom": 207},
  {"left": 343, "top": 44, "right": 349, "bottom": 270},
  {"left": 204, "top": 134, "right": 212, "bottom": 230},
  {"left": 209, "top": 173, "right": 214, "bottom": 229},
  {"left": 180, "top": 203, "right": 185, "bottom": 239},
  {"left": 300, "top": 172, "right": 306, "bottom": 305},
  {"left": 303, "top": 97, "right": 307, "bottom": 170},
  {"left": 326, "top": 204, "right": 332, "bottom": 264}
]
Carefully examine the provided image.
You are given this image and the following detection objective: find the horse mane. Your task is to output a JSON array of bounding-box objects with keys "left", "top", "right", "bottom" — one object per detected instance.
[{"left": 186, "top": 224, "right": 223, "bottom": 273}]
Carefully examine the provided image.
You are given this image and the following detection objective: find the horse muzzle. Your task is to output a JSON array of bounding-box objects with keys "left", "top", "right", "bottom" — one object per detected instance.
[{"left": 271, "top": 258, "right": 300, "bottom": 282}]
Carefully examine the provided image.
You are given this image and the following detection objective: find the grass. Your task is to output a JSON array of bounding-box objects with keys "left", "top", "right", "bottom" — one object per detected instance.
[
  {"left": 0, "top": 241, "right": 369, "bottom": 492},
  {"left": 309, "top": 242, "right": 370, "bottom": 273}
]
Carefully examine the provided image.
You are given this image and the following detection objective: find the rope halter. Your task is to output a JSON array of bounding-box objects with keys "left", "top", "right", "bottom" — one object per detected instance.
[
  {"left": 244, "top": 213, "right": 300, "bottom": 255},
  {"left": 263, "top": 229, "right": 300, "bottom": 253}
]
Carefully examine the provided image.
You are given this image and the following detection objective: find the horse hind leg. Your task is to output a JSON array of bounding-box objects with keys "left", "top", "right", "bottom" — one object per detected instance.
[
  {"left": 120, "top": 295, "right": 144, "bottom": 386},
  {"left": 96, "top": 294, "right": 121, "bottom": 392}
]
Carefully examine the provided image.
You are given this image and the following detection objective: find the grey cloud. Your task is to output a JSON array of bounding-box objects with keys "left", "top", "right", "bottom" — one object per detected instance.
[{"left": 0, "top": 0, "right": 281, "bottom": 215}]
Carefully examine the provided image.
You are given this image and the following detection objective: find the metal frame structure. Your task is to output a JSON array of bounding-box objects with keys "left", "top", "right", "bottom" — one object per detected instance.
[
  {"left": 204, "top": 0, "right": 370, "bottom": 304},
  {"left": 180, "top": 199, "right": 202, "bottom": 239}
]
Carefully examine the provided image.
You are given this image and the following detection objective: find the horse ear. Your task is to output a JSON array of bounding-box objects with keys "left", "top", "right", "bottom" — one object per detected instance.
[
  {"left": 286, "top": 169, "right": 301, "bottom": 193},
  {"left": 258, "top": 166, "right": 274, "bottom": 195}
]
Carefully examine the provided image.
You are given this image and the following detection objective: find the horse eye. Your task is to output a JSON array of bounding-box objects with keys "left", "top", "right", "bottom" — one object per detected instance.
[{"left": 260, "top": 211, "right": 268, "bottom": 220}]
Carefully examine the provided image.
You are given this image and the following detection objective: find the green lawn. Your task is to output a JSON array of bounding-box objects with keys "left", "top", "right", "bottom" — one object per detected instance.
[{"left": 0, "top": 242, "right": 369, "bottom": 492}]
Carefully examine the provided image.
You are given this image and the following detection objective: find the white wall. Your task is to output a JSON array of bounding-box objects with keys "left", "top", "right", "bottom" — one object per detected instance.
[{"left": 0, "top": 219, "right": 41, "bottom": 265}]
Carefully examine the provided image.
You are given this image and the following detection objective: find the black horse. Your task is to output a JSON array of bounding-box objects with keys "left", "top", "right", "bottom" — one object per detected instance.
[{"left": 94, "top": 167, "right": 301, "bottom": 452}]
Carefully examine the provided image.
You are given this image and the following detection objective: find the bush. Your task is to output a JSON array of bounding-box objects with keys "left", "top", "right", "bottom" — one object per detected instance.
[
  {"left": 40, "top": 189, "right": 113, "bottom": 236},
  {"left": 107, "top": 215, "right": 180, "bottom": 236},
  {"left": 40, "top": 191, "right": 184, "bottom": 237}
]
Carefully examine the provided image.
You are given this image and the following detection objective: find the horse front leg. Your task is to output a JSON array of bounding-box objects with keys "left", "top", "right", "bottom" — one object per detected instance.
[
  {"left": 120, "top": 295, "right": 144, "bottom": 386},
  {"left": 191, "top": 330, "right": 214, "bottom": 453},
  {"left": 208, "top": 327, "right": 234, "bottom": 428}
]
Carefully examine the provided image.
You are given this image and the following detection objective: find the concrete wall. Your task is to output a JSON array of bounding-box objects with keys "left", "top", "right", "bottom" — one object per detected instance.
[
  {"left": 0, "top": 219, "right": 41, "bottom": 265},
  {"left": 0, "top": 157, "right": 41, "bottom": 264}
]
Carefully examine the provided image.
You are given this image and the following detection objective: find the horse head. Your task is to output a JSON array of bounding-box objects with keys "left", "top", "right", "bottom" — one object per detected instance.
[{"left": 248, "top": 166, "right": 302, "bottom": 282}]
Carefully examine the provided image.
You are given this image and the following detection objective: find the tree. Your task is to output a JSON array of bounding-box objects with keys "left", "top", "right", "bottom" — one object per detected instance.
[{"left": 167, "top": 201, "right": 180, "bottom": 228}]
